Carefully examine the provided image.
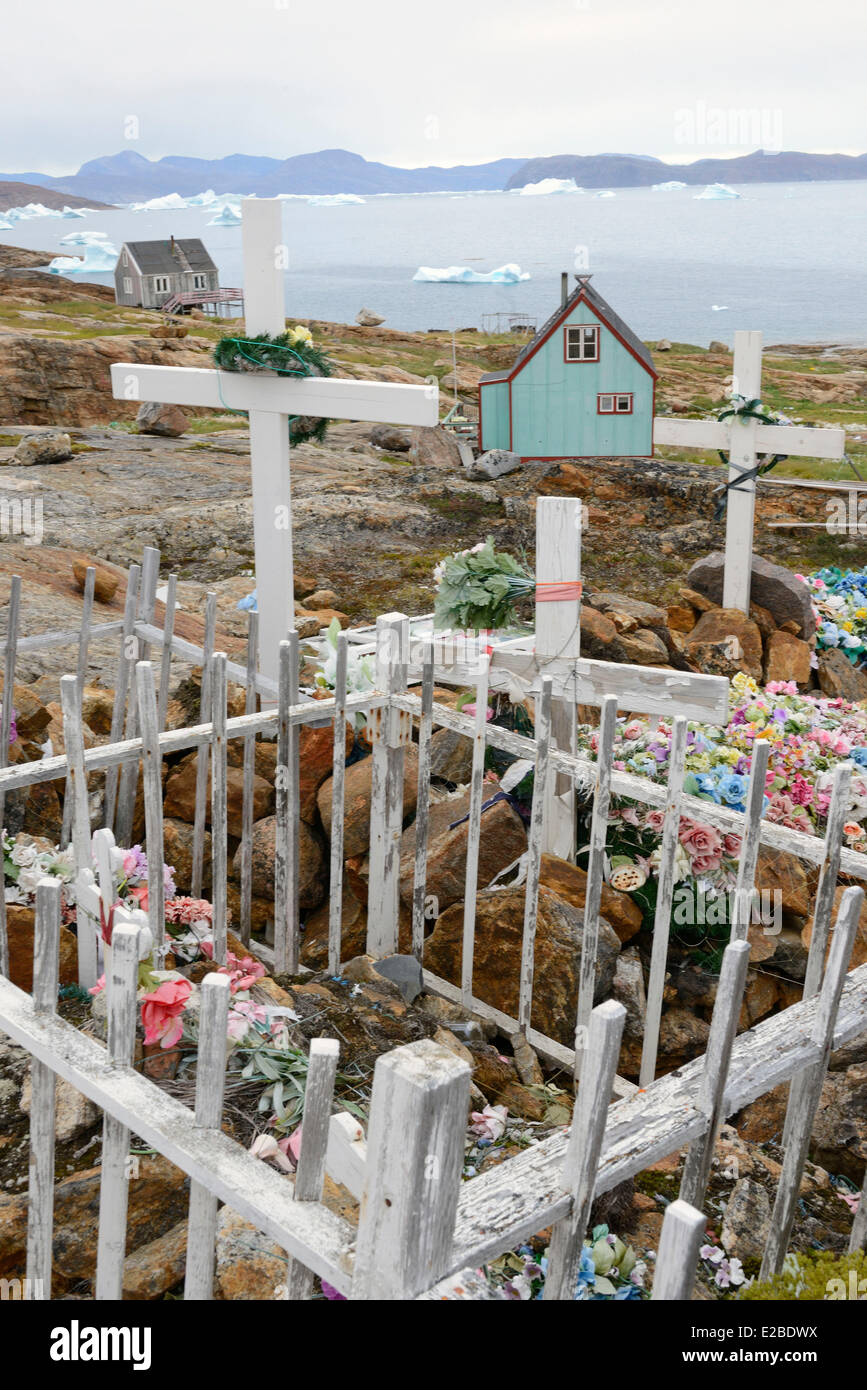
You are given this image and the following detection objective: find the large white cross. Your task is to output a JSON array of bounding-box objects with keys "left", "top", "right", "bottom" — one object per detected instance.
[
  {"left": 653, "top": 330, "right": 846, "bottom": 614},
  {"left": 111, "top": 199, "right": 439, "bottom": 684}
]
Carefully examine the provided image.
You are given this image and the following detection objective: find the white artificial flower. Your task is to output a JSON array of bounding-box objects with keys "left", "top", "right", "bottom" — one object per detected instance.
[{"left": 10, "top": 842, "right": 38, "bottom": 869}]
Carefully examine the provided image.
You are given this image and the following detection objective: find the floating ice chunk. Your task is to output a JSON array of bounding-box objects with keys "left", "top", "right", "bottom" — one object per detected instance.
[
  {"left": 60, "top": 229, "right": 111, "bottom": 246},
  {"left": 186, "top": 189, "right": 218, "bottom": 206},
  {"left": 61, "top": 206, "right": 87, "bottom": 218},
  {"left": 130, "top": 192, "right": 189, "bottom": 211},
  {"left": 48, "top": 241, "right": 119, "bottom": 274},
  {"left": 208, "top": 204, "right": 242, "bottom": 225},
  {"left": 694, "top": 183, "right": 740, "bottom": 199},
  {"left": 0, "top": 216, "right": 13, "bottom": 231},
  {"left": 652, "top": 180, "right": 687, "bottom": 191},
  {"left": 711, "top": 305, "right": 729, "bottom": 312},
  {"left": 413, "top": 263, "right": 530, "bottom": 284},
  {"left": 518, "top": 177, "right": 583, "bottom": 196},
  {"left": 594, "top": 190, "right": 616, "bottom": 198},
  {"left": 307, "top": 193, "right": 365, "bottom": 205}
]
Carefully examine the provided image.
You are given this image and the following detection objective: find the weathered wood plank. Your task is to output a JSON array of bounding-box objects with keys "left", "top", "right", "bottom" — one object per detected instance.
[
  {"left": 210, "top": 654, "right": 229, "bottom": 967},
  {"left": 327, "top": 632, "right": 349, "bottom": 974},
  {"left": 574, "top": 695, "right": 617, "bottom": 1078},
  {"left": 536, "top": 496, "right": 582, "bottom": 858},
  {"left": 60, "top": 675, "right": 98, "bottom": 990},
  {"left": 104, "top": 563, "right": 140, "bottom": 831},
  {"left": 519, "top": 677, "right": 552, "bottom": 1032},
  {"left": 650, "top": 1199, "right": 707, "bottom": 1300},
  {"left": 730, "top": 740, "right": 770, "bottom": 939},
  {"left": 191, "top": 593, "right": 217, "bottom": 900},
  {"left": 367, "top": 614, "right": 409, "bottom": 959},
  {"left": 239, "top": 613, "right": 258, "bottom": 946},
  {"left": 0, "top": 573, "right": 20, "bottom": 977},
  {"left": 286, "top": 1038, "right": 340, "bottom": 1299},
  {"left": 461, "top": 656, "right": 490, "bottom": 1005},
  {"left": 184, "top": 973, "right": 232, "bottom": 1300},
  {"left": 274, "top": 634, "right": 300, "bottom": 974},
  {"left": 135, "top": 662, "right": 166, "bottom": 967},
  {"left": 544, "top": 1000, "right": 625, "bottom": 1299},
  {"left": 25, "top": 879, "right": 62, "bottom": 1299},
  {"left": 411, "top": 652, "right": 435, "bottom": 962},
  {"left": 640, "top": 716, "right": 687, "bottom": 1087},
  {"left": 353, "top": 1040, "right": 470, "bottom": 1299},
  {"left": 156, "top": 573, "right": 178, "bottom": 734},
  {"left": 95, "top": 920, "right": 141, "bottom": 1299}
]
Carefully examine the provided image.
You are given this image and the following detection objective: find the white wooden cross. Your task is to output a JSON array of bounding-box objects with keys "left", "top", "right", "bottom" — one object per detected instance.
[
  {"left": 110, "top": 199, "right": 439, "bottom": 685},
  {"left": 75, "top": 827, "right": 151, "bottom": 997},
  {"left": 653, "top": 331, "right": 846, "bottom": 614}
]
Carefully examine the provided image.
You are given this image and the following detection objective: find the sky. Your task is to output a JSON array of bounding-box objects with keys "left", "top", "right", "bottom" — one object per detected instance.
[{"left": 2, "top": 0, "right": 865, "bottom": 174}]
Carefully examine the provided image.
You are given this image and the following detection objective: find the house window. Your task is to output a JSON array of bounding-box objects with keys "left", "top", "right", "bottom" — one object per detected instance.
[
  {"left": 153, "top": 276, "right": 171, "bottom": 293},
  {"left": 123, "top": 277, "right": 133, "bottom": 296},
  {"left": 565, "top": 325, "right": 599, "bottom": 362},
  {"left": 597, "top": 393, "right": 634, "bottom": 415},
  {"left": 122, "top": 250, "right": 128, "bottom": 267},
  {"left": 193, "top": 274, "right": 207, "bottom": 289}
]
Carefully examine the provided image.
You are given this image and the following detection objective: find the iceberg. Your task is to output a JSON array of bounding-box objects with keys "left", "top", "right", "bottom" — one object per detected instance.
[
  {"left": 307, "top": 193, "right": 365, "bottom": 205},
  {"left": 130, "top": 192, "right": 188, "bottom": 212},
  {"left": 208, "top": 203, "right": 242, "bottom": 225},
  {"left": 61, "top": 206, "right": 87, "bottom": 218},
  {"left": 518, "top": 178, "right": 582, "bottom": 196},
  {"left": 652, "top": 180, "right": 687, "bottom": 191},
  {"left": 186, "top": 189, "right": 217, "bottom": 206},
  {"left": 594, "top": 190, "right": 616, "bottom": 198},
  {"left": 0, "top": 217, "right": 13, "bottom": 232},
  {"left": 694, "top": 183, "right": 740, "bottom": 200},
  {"left": 60, "top": 229, "right": 111, "bottom": 246},
  {"left": 48, "top": 241, "right": 119, "bottom": 274},
  {"left": 413, "top": 263, "right": 530, "bottom": 284}
]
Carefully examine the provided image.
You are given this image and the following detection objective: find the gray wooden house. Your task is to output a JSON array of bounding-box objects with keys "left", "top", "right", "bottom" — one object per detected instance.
[{"left": 114, "top": 237, "right": 219, "bottom": 309}]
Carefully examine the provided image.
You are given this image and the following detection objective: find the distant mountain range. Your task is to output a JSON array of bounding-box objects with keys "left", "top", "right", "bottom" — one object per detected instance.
[
  {"left": 2, "top": 147, "right": 866, "bottom": 204},
  {"left": 0, "top": 181, "right": 111, "bottom": 213}
]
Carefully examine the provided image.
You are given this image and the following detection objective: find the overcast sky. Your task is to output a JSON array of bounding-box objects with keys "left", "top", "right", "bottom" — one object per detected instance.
[{"left": 3, "top": 0, "right": 865, "bottom": 174}]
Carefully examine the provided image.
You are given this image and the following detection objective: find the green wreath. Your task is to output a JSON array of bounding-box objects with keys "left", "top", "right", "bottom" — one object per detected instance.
[{"left": 213, "top": 331, "right": 334, "bottom": 446}]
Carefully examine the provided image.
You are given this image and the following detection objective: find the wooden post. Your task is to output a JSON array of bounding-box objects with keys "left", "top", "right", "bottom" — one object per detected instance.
[
  {"left": 184, "top": 972, "right": 231, "bottom": 1299},
  {"left": 651, "top": 1199, "right": 707, "bottom": 1300},
  {"left": 849, "top": 1166, "right": 867, "bottom": 1254},
  {"left": 544, "top": 1000, "right": 625, "bottom": 1299},
  {"left": 461, "top": 653, "right": 490, "bottom": 1006},
  {"left": 274, "top": 634, "right": 300, "bottom": 973},
  {"left": 353, "top": 1039, "right": 470, "bottom": 1299},
  {"left": 156, "top": 572, "right": 178, "bottom": 733},
  {"left": 285, "top": 1037, "right": 340, "bottom": 1298},
  {"left": 210, "top": 653, "right": 228, "bottom": 967},
  {"left": 640, "top": 716, "right": 687, "bottom": 1087},
  {"left": 25, "top": 878, "right": 61, "bottom": 1299},
  {"left": 241, "top": 197, "right": 293, "bottom": 688},
  {"left": 722, "top": 332, "right": 763, "bottom": 613},
  {"left": 135, "top": 661, "right": 166, "bottom": 968},
  {"left": 760, "top": 885, "right": 863, "bottom": 1280},
  {"left": 105, "top": 562, "right": 140, "bottom": 831},
  {"left": 191, "top": 592, "right": 217, "bottom": 899},
  {"left": 366, "top": 613, "right": 409, "bottom": 959},
  {"left": 95, "top": 916, "right": 143, "bottom": 1299},
  {"left": 519, "top": 676, "right": 552, "bottom": 1032},
  {"left": 116, "top": 547, "right": 159, "bottom": 845},
  {"left": 239, "top": 612, "right": 258, "bottom": 946},
  {"left": 411, "top": 650, "right": 435, "bottom": 963},
  {"left": 60, "top": 674, "right": 98, "bottom": 989},
  {"left": 61, "top": 566, "right": 95, "bottom": 847},
  {"left": 327, "top": 632, "right": 349, "bottom": 974},
  {"left": 729, "top": 739, "right": 771, "bottom": 941},
  {"left": 679, "top": 940, "right": 751, "bottom": 1207},
  {"left": 535, "top": 497, "right": 581, "bottom": 859},
  {"left": 574, "top": 694, "right": 617, "bottom": 1079},
  {"left": 0, "top": 572, "right": 19, "bottom": 978}
]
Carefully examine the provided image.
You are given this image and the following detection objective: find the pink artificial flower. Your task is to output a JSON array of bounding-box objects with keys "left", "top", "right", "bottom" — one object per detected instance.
[
  {"left": 679, "top": 821, "right": 723, "bottom": 868},
  {"left": 164, "top": 897, "right": 213, "bottom": 925},
  {"left": 249, "top": 1133, "right": 294, "bottom": 1173},
  {"left": 470, "top": 1104, "right": 508, "bottom": 1141},
  {"left": 129, "top": 883, "right": 150, "bottom": 912},
  {"left": 644, "top": 809, "right": 666, "bottom": 832},
  {"left": 723, "top": 833, "right": 742, "bottom": 856},
  {"left": 141, "top": 978, "right": 192, "bottom": 1049},
  {"left": 218, "top": 950, "right": 266, "bottom": 994},
  {"left": 89, "top": 974, "right": 106, "bottom": 997}
]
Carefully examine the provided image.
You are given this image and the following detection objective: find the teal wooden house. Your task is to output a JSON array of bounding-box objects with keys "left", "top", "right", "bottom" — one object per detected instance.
[{"left": 478, "top": 275, "right": 657, "bottom": 459}]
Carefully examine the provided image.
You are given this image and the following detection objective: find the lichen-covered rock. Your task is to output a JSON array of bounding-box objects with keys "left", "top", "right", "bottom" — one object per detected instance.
[
  {"left": 12, "top": 430, "right": 72, "bottom": 465},
  {"left": 135, "top": 401, "right": 190, "bottom": 437},
  {"left": 424, "top": 884, "right": 620, "bottom": 1047},
  {"left": 817, "top": 648, "right": 867, "bottom": 702},
  {"left": 231, "top": 814, "right": 326, "bottom": 910},
  {"left": 687, "top": 552, "right": 815, "bottom": 638},
  {"left": 684, "top": 607, "right": 763, "bottom": 679},
  {"left": 214, "top": 1208, "right": 288, "bottom": 1300},
  {"left": 317, "top": 746, "right": 419, "bottom": 859}
]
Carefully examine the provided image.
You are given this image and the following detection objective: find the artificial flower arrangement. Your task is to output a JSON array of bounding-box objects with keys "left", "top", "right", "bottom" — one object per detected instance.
[
  {"left": 433, "top": 538, "right": 535, "bottom": 632},
  {"left": 800, "top": 566, "right": 867, "bottom": 669},
  {"left": 312, "top": 617, "right": 377, "bottom": 729},
  {"left": 3, "top": 833, "right": 76, "bottom": 907},
  {"left": 485, "top": 1227, "right": 647, "bottom": 1301},
  {"left": 213, "top": 326, "right": 332, "bottom": 444}
]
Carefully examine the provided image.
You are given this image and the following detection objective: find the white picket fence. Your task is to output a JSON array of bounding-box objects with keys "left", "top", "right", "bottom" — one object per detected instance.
[{"left": 2, "top": 553, "right": 867, "bottom": 1297}]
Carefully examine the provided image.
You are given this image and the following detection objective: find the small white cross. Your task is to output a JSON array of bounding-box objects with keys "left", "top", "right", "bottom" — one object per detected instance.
[{"left": 654, "top": 331, "right": 846, "bottom": 613}]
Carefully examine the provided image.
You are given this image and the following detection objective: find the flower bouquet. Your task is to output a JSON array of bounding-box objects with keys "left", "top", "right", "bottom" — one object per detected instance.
[
  {"left": 213, "top": 327, "right": 333, "bottom": 445},
  {"left": 433, "top": 538, "right": 535, "bottom": 633},
  {"left": 800, "top": 566, "right": 867, "bottom": 669}
]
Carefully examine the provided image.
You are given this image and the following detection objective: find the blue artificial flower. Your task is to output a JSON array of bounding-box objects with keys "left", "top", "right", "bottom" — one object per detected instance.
[
  {"left": 718, "top": 773, "right": 749, "bottom": 806},
  {"left": 237, "top": 590, "right": 258, "bottom": 612},
  {"left": 574, "top": 1245, "right": 596, "bottom": 1298},
  {"left": 851, "top": 748, "right": 867, "bottom": 768}
]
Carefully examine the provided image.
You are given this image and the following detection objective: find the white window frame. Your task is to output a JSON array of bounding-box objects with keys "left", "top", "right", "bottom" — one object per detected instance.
[
  {"left": 192, "top": 274, "right": 207, "bottom": 290},
  {"left": 152, "top": 276, "right": 171, "bottom": 294},
  {"left": 597, "top": 392, "right": 634, "bottom": 415},
  {"left": 565, "top": 324, "right": 600, "bottom": 362},
  {"left": 122, "top": 276, "right": 133, "bottom": 296}
]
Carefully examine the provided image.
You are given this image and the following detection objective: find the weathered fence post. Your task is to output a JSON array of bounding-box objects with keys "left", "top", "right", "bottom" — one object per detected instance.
[
  {"left": 285, "top": 1037, "right": 340, "bottom": 1299},
  {"left": 461, "top": 651, "right": 491, "bottom": 1006},
  {"left": 366, "top": 613, "right": 409, "bottom": 959},
  {"left": 104, "top": 562, "right": 140, "bottom": 831},
  {"left": 274, "top": 633, "right": 300, "bottom": 973},
  {"left": 519, "top": 676, "right": 552, "bottom": 1033},
  {"left": 95, "top": 915, "right": 145, "bottom": 1299},
  {"left": 574, "top": 693, "right": 617, "bottom": 1079},
  {"left": 60, "top": 673, "right": 98, "bottom": 989},
  {"left": 536, "top": 495, "right": 582, "bottom": 861},
  {"left": 544, "top": 999, "right": 625, "bottom": 1299},
  {"left": 729, "top": 739, "right": 770, "bottom": 940},
  {"left": 191, "top": 591, "right": 217, "bottom": 899},
  {"left": 116, "top": 546, "right": 160, "bottom": 845},
  {"left": 640, "top": 715, "right": 687, "bottom": 1087},
  {"left": 25, "top": 877, "right": 61, "bottom": 1299},
  {"left": 679, "top": 939, "right": 751, "bottom": 1207},
  {"left": 328, "top": 632, "right": 349, "bottom": 974},
  {"left": 353, "top": 1039, "right": 470, "bottom": 1299},
  {"left": 651, "top": 1198, "right": 707, "bottom": 1300},
  {"left": 411, "top": 649, "right": 435, "bottom": 963},
  {"left": 239, "top": 612, "right": 259, "bottom": 947},
  {"left": 135, "top": 661, "right": 166, "bottom": 967},
  {"left": 184, "top": 972, "right": 231, "bottom": 1299},
  {"left": 209, "top": 653, "right": 228, "bottom": 966},
  {"left": 761, "top": 885, "right": 863, "bottom": 1280},
  {"left": 0, "top": 571, "right": 20, "bottom": 978}
]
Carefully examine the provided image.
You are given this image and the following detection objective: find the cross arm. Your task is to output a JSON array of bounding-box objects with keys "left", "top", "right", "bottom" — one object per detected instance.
[
  {"left": 654, "top": 416, "right": 845, "bottom": 461},
  {"left": 110, "top": 363, "right": 439, "bottom": 427}
]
